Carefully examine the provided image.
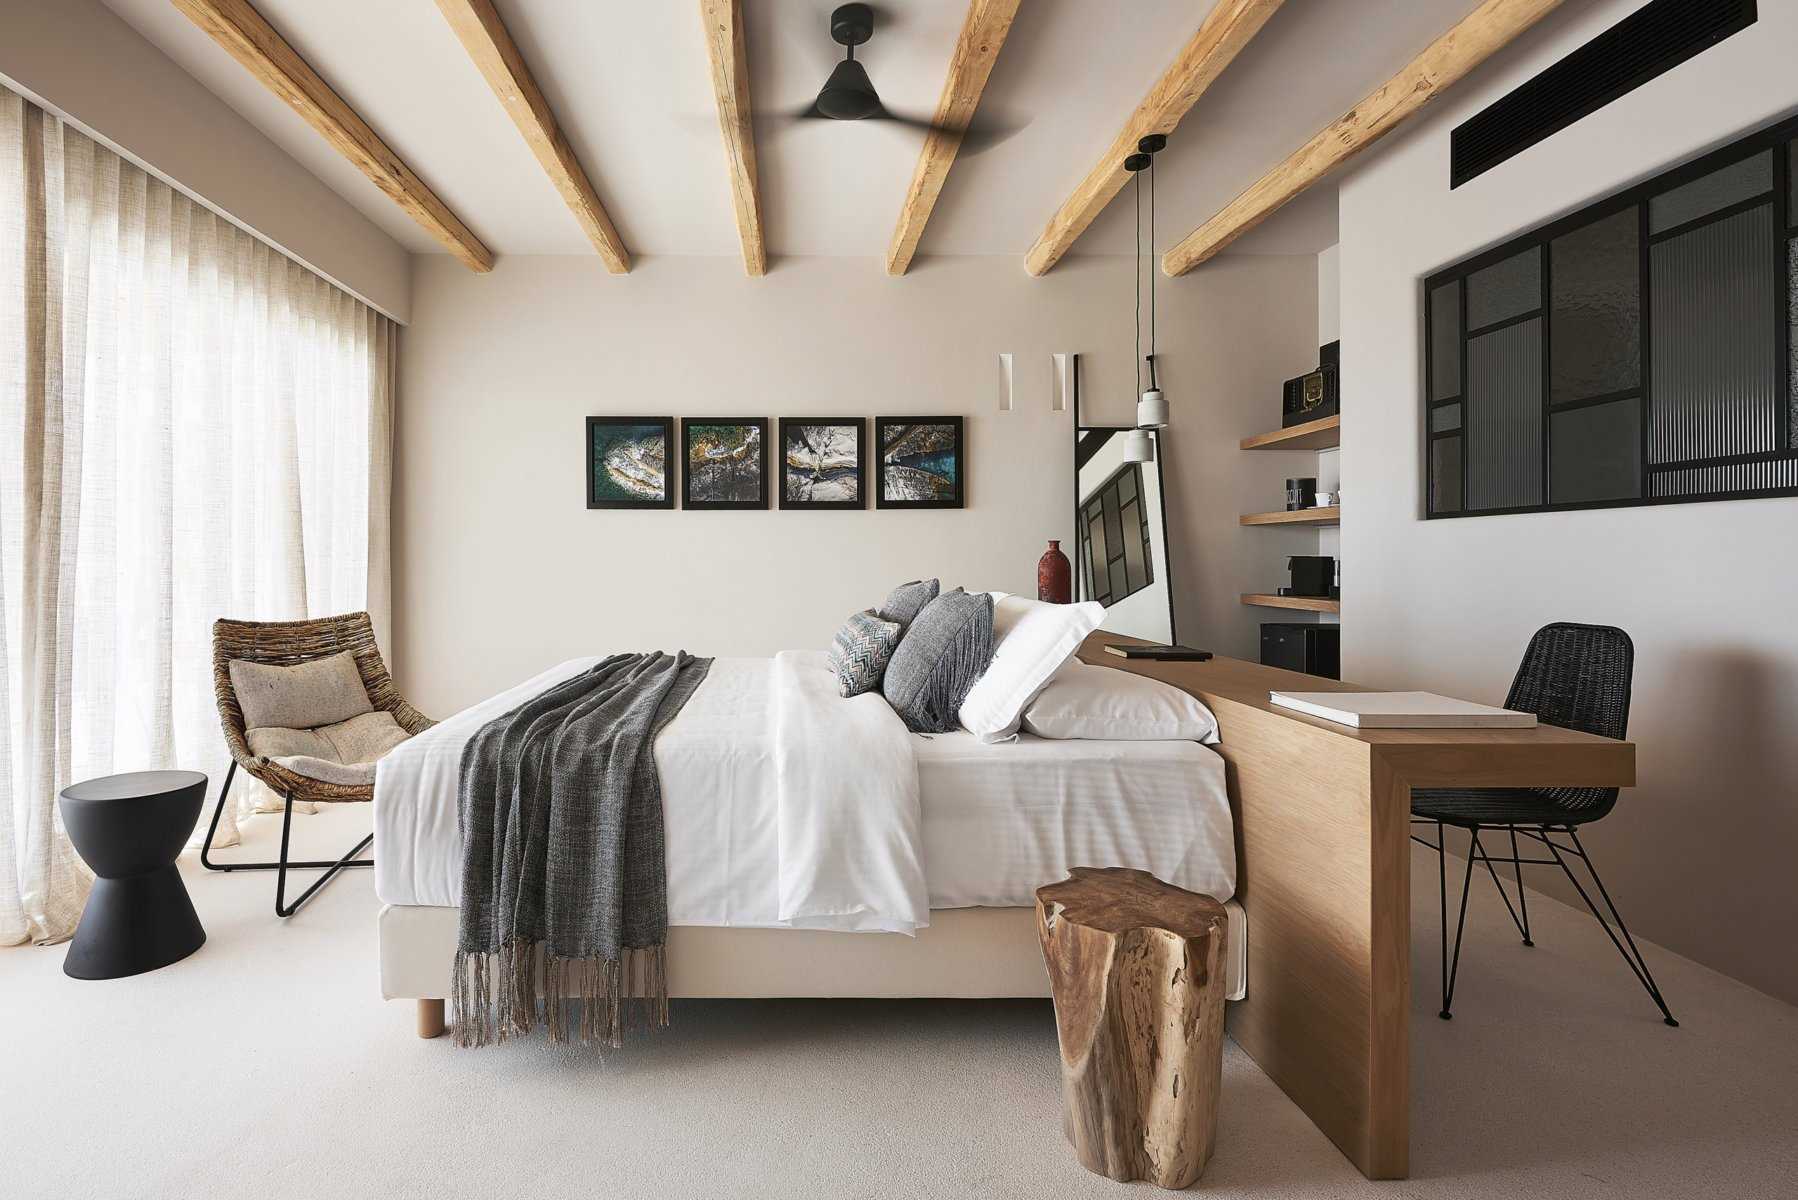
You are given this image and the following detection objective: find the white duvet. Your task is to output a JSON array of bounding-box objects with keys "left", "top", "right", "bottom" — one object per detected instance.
[{"left": 374, "top": 652, "right": 1234, "bottom": 933}]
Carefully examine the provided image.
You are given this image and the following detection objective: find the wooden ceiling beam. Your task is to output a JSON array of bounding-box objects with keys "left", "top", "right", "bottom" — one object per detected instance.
[
  {"left": 698, "top": 0, "right": 765, "bottom": 276},
  {"left": 435, "top": 0, "right": 630, "bottom": 273},
  {"left": 1022, "top": 0, "right": 1282, "bottom": 278},
  {"left": 172, "top": 0, "right": 493, "bottom": 272},
  {"left": 885, "top": 0, "right": 1022, "bottom": 277},
  {"left": 1162, "top": 0, "right": 1566, "bottom": 275}
]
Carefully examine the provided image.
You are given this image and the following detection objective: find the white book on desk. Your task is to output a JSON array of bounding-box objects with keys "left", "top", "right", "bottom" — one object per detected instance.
[{"left": 1268, "top": 690, "right": 1537, "bottom": 729}]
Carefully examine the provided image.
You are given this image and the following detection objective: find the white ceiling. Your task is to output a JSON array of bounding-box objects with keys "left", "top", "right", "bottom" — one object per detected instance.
[{"left": 98, "top": 0, "right": 1513, "bottom": 263}]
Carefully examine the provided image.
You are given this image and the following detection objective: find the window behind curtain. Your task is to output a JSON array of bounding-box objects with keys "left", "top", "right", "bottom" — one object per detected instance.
[{"left": 0, "top": 85, "right": 397, "bottom": 943}]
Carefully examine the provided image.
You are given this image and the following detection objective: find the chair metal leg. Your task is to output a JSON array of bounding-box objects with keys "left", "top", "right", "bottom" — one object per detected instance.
[
  {"left": 1546, "top": 830, "right": 1679, "bottom": 1027},
  {"left": 1441, "top": 825, "right": 1478, "bottom": 1020},
  {"left": 1510, "top": 826, "right": 1532, "bottom": 946},
  {"left": 200, "top": 760, "right": 372, "bottom": 916},
  {"left": 1471, "top": 827, "right": 1530, "bottom": 943},
  {"left": 273, "top": 791, "right": 373, "bottom": 918},
  {"left": 1436, "top": 821, "right": 1448, "bottom": 1018}
]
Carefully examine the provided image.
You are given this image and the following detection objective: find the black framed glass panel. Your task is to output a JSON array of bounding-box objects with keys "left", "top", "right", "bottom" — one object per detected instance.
[
  {"left": 1648, "top": 150, "right": 1772, "bottom": 233},
  {"left": 1550, "top": 207, "right": 1639, "bottom": 404},
  {"left": 1429, "top": 280, "right": 1462, "bottom": 401},
  {"left": 1425, "top": 111, "right": 1798, "bottom": 518},
  {"left": 1466, "top": 246, "right": 1542, "bottom": 331}
]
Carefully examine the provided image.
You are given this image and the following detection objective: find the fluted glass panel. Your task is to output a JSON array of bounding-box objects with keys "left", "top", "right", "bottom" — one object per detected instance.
[
  {"left": 1550, "top": 207, "right": 1640, "bottom": 403},
  {"left": 1430, "top": 280, "right": 1461, "bottom": 401},
  {"left": 1467, "top": 247, "right": 1541, "bottom": 330},
  {"left": 1466, "top": 319, "right": 1543, "bottom": 509},
  {"left": 1649, "top": 205, "right": 1778, "bottom": 465},
  {"left": 1430, "top": 436, "right": 1462, "bottom": 514},
  {"left": 1651, "top": 457, "right": 1798, "bottom": 497},
  {"left": 1551, "top": 398, "right": 1640, "bottom": 504},
  {"left": 1790, "top": 237, "right": 1797, "bottom": 448},
  {"left": 1650, "top": 151, "right": 1772, "bottom": 233}
]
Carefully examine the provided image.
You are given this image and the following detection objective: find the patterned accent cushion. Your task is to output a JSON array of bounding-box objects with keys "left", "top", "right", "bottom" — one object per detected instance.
[
  {"left": 881, "top": 589, "right": 995, "bottom": 733},
  {"left": 228, "top": 650, "right": 373, "bottom": 731},
  {"left": 876, "top": 578, "right": 940, "bottom": 636},
  {"left": 829, "top": 610, "right": 902, "bottom": 698}
]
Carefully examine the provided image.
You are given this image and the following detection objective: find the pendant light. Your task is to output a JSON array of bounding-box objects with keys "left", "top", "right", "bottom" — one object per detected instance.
[{"left": 1123, "top": 133, "right": 1167, "bottom": 464}]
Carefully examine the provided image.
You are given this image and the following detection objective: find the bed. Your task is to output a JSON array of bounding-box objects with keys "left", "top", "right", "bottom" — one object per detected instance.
[{"left": 373, "top": 653, "right": 1245, "bottom": 1010}]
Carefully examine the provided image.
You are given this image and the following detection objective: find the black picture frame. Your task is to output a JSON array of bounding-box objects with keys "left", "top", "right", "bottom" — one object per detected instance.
[
  {"left": 681, "top": 418, "right": 770, "bottom": 510},
  {"left": 586, "top": 416, "right": 674, "bottom": 510},
  {"left": 875, "top": 416, "right": 965, "bottom": 510},
  {"left": 777, "top": 418, "right": 866, "bottom": 510}
]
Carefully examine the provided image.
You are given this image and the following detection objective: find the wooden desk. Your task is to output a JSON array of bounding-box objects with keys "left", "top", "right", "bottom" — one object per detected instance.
[{"left": 1078, "top": 633, "right": 1635, "bottom": 1179}]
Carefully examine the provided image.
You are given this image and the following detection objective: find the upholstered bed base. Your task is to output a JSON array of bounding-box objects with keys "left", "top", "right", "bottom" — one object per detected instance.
[{"left": 380, "top": 901, "right": 1246, "bottom": 1004}]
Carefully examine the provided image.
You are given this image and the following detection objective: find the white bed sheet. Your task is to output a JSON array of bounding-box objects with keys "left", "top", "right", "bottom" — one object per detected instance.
[{"left": 374, "top": 657, "right": 1236, "bottom": 919}]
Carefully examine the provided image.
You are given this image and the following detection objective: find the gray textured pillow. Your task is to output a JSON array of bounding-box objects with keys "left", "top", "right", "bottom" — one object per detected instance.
[
  {"left": 877, "top": 578, "right": 940, "bottom": 635},
  {"left": 881, "top": 589, "right": 995, "bottom": 733},
  {"left": 228, "top": 650, "right": 373, "bottom": 731},
  {"left": 829, "top": 609, "right": 903, "bottom": 698}
]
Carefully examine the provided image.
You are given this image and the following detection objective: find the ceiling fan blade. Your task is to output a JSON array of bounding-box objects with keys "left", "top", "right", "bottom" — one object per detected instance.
[{"left": 871, "top": 108, "right": 1029, "bottom": 157}]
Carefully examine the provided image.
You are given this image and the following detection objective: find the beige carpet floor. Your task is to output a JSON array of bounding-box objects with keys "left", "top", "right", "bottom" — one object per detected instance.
[{"left": 4, "top": 803, "right": 1794, "bottom": 1199}]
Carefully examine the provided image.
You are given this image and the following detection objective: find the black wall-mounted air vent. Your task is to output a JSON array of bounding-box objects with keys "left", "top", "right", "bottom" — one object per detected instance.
[{"left": 1450, "top": 0, "right": 1757, "bottom": 189}]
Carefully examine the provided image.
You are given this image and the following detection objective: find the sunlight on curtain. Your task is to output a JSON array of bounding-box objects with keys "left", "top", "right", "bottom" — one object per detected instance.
[{"left": 1, "top": 88, "right": 397, "bottom": 945}]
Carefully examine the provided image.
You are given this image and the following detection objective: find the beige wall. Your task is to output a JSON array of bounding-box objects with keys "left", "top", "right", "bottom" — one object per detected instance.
[
  {"left": 0, "top": 0, "right": 410, "bottom": 321},
  {"left": 395, "top": 252, "right": 1315, "bottom": 717},
  {"left": 1339, "top": 0, "right": 1798, "bottom": 1002}
]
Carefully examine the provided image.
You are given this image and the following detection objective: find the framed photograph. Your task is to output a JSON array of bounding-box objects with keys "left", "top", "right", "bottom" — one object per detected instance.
[
  {"left": 875, "top": 416, "right": 964, "bottom": 510},
  {"left": 587, "top": 416, "right": 674, "bottom": 509},
  {"left": 681, "top": 418, "right": 769, "bottom": 510},
  {"left": 778, "top": 418, "right": 866, "bottom": 510}
]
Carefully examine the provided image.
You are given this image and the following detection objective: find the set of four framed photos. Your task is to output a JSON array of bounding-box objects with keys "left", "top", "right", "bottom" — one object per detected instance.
[{"left": 585, "top": 416, "right": 965, "bottom": 512}]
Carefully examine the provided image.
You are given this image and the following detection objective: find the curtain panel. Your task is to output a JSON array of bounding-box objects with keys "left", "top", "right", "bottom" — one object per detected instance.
[{"left": 0, "top": 88, "right": 397, "bottom": 945}]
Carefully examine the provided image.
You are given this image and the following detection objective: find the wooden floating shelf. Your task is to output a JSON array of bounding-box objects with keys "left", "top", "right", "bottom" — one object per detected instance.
[
  {"left": 1240, "top": 414, "right": 1339, "bottom": 451},
  {"left": 1239, "top": 505, "right": 1339, "bottom": 527},
  {"left": 1242, "top": 593, "right": 1340, "bottom": 614}
]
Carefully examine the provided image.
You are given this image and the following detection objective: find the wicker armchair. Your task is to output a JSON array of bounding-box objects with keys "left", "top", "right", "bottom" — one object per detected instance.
[
  {"left": 201, "top": 611, "right": 434, "bottom": 916},
  {"left": 1410, "top": 623, "right": 1676, "bottom": 1026}
]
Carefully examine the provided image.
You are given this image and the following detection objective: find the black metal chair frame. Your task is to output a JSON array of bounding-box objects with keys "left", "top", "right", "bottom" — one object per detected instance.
[
  {"left": 199, "top": 760, "right": 372, "bottom": 918},
  {"left": 1411, "top": 622, "right": 1677, "bottom": 1027},
  {"left": 1411, "top": 818, "right": 1677, "bottom": 1026}
]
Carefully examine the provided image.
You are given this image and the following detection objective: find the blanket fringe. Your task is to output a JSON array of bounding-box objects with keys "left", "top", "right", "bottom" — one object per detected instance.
[{"left": 450, "top": 941, "right": 667, "bottom": 1049}]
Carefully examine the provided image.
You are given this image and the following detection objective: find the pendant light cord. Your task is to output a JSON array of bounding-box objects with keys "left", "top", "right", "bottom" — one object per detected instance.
[
  {"left": 1149, "top": 154, "right": 1156, "bottom": 362},
  {"left": 1134, "top": 169, "right": 1142, "bottom": 394}
]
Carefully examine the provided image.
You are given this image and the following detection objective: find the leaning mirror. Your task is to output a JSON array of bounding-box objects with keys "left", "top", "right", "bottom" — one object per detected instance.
[{"left": 1073, "top": 426, "right": 1176, "bottom": 644}]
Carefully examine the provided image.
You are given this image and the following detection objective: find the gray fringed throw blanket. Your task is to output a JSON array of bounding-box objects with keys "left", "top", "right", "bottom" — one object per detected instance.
[{"left": 452, "top": 651, "right": 713, "bottom": 1048}]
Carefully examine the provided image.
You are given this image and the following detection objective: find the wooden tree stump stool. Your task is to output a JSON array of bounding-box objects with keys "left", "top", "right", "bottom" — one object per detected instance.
[{"left": 1036, "top": 867, "right": 1229, "bottom": 1190}]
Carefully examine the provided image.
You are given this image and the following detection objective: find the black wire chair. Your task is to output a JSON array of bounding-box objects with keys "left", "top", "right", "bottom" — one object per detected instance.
[{"left": 1410, "top": 622, "right": 1678, "bottom": 1026}]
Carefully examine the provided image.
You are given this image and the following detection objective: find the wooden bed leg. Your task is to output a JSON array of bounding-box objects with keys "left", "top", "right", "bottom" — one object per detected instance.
[{"left": 416, "top": 998, "right": 445, "bottom": 1039}]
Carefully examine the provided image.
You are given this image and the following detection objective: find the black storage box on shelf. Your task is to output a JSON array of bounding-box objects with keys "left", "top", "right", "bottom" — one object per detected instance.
[
  {"left": 1261, "top": 622, "right": 1340, "bottom": 680},
  {"left": 1281, "top": 340, "right": 1341, "bottom": 428},
  {"left": 1284, "top": 555, "right": 1336, "bottom": 598}
]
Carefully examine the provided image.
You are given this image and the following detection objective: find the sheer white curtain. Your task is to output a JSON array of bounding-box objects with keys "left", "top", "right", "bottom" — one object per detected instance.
[{"left": 0, "top": 88, "right": 396, "bottom": 945}]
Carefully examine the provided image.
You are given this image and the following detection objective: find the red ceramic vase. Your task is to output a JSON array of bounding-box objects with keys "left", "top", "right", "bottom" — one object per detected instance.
[{"left": 1037, "top": 539, "right": 1072, "bottom": 604}]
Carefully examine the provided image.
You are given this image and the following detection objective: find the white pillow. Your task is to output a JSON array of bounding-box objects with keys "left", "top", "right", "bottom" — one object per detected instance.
[
  {"left": 1022, "top": 658, "right": 1220, "bottom": 743},
  {"left": 958, "top": 593, "right": 1104, "bottom": 743}
]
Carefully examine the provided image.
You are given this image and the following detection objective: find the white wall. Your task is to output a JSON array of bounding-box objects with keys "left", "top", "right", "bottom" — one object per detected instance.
[
  {"left": 1339, "top": 0, "right": 1798, "bottom": 1002},
  {"left": 0, "top": 0, "right": 410, "bottom": 321},
  {"left": 395, "top": 253, "right": 1315, "bottom": 716}
]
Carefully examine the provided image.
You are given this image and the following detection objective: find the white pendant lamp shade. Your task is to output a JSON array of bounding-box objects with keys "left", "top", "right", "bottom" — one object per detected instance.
[
  {"left": 1137, "top": 386, "right": 1168, "bottom": 430},
  {"left": 1124, "top": 428, "right": 1156, "bottom": 463}
]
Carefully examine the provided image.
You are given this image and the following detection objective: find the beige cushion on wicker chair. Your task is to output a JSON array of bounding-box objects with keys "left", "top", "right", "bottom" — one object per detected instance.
[
  {"left": 246, "top": 711, "right": 412, "bottom": 788},
  {"left": 228, "top": 650, "right": 373, "bottom": 731}
]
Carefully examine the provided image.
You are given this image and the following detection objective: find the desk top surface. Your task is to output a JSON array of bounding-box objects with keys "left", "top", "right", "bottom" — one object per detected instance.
[{"left": 1078, "top": 631, "right": 1633, "bottom": 755}]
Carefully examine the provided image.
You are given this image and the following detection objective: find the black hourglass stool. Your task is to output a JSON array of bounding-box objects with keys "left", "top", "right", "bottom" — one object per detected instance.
[{"left": 59, "top": 770, "right": 208, "bottom": 979}]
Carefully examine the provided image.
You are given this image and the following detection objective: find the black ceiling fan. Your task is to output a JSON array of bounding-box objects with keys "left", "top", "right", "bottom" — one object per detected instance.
[{"left": 783, "top": 3, "right": 1023, "bottom": 153}]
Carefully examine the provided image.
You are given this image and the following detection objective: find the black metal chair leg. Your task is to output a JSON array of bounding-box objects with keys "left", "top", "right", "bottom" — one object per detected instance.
[
  {"left": 200, "top": 760, "right": 372, "bottom": 917},
  {"left": 1511, "top": 826, "right": 1533, "bottom": 945},
  {"left": 1441, "top": 826, "right": 1479, "bottom": 1020},
  {"left": 1471, "top": 825, "right": 1529, "bottom": 942},
  {"left": 1436, "top": 820, "right": 1448, "bottom": 1018},
  {"left": 273, "top": 792, "right": 373, "bottom": 918},
  {"left": 1557, "top": 830, "right": 1678, "bottom": 1026}
]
